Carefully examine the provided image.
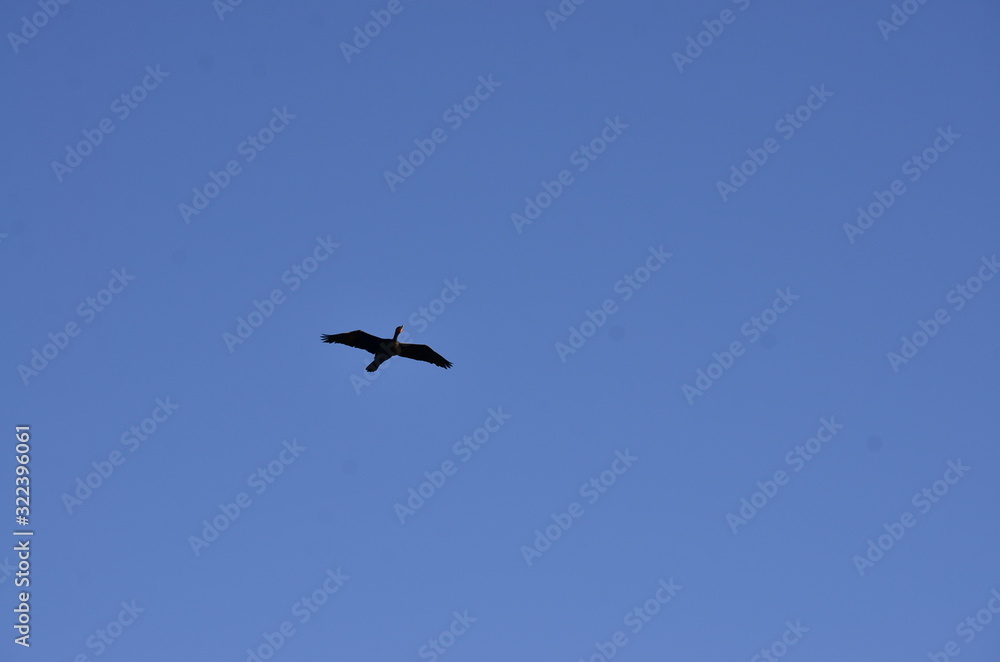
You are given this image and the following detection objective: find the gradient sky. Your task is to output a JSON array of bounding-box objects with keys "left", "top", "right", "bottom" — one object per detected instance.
[{"left": 3, "top": 0, "right": 999, "bottom": 660}]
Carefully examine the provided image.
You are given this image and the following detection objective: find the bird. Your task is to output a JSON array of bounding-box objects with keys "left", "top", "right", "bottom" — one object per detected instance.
[{"left": 321, "top": 325, "right": 452, "bottom": 372}]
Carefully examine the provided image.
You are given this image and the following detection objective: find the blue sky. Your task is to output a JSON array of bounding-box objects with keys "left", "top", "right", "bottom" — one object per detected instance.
[{"left": 3, "top": 0, "right": 999, "bottom": 659}]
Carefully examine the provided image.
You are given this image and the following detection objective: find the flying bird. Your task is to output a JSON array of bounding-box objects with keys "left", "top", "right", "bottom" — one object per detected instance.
[{"left": 321, "top": 325, "right": 452, "bottom": 372}]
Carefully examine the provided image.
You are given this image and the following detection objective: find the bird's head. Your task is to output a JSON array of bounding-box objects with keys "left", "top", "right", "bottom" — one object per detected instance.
[{"left": 393, "top": 325, "right": 404, "bottom": 339}]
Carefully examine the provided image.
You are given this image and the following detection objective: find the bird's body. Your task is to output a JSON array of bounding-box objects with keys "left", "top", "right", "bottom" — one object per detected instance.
[{"left": 321, "top": 325, "right": 452, "bottom": 372}]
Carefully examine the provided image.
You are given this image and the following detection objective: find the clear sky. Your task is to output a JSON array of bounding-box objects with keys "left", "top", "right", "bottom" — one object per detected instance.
[{"left": 3, "top": 0, "right": 999, "bottom": 659}]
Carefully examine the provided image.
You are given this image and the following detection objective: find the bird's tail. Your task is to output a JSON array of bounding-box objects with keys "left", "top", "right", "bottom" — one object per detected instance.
[{"left": 366, "top": 356, "right": 385, "bottom": 372}]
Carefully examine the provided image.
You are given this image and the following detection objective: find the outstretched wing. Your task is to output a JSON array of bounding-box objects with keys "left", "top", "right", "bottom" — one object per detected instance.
[
  {"left": 398, "top": 342, "right": 453, "bottom": 369},
  {"left": 321, "top": 331, "right": 385, "bottom": 355}
]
